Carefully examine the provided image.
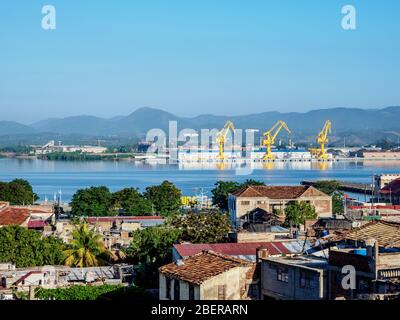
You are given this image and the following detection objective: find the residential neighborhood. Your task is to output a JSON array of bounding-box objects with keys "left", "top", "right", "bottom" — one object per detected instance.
[{"left": 2, "top": 176, "right": 400, "bottom": 301}]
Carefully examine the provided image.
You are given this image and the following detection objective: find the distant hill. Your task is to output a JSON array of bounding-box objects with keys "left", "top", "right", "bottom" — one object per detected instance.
[
  {"left": 0, "top": 121, "right": 36, "bottom": 135},
  {"left": 1, "top": 106, "right": 400, "bottom": 146}
]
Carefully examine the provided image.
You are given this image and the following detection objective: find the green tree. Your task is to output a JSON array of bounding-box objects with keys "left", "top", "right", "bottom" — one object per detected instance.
[
  {"left": 211, "top": 179, "right": 265, "bottom": 211},
  {"left": 0, "top": 179, "right": 39, "bottom": 205},
  {"left": 144, "top": 181, "right": 182, "bottom": 217},
  {"left": 126, "top": 226, "right": 181, "bottom": 288},
  {"left": 284, "top": 201, "right": 317, "bottom": 227},
  {"left": 126, "top": 226, "right": 181, "bottom": 265},
  {"left": 313, "top": 180, "right": 344, "bottom": 215},
  {"left": 211, "top": 181, "right": 241, "bottom": 211},
  {"left": 63, "top": 222, "right": 114, "bottom": 267},
  {"left": 170, "top": 210, "right": 231, "bottom": 243},
  {"left": 113, "top": 188, "right": 152, "bottom": 216},
  {"left": 0, "top": 226, "right": 64, "bottom": 268},
  {"left": 71, "top": 186, "right": 114, "bottom": 216}
]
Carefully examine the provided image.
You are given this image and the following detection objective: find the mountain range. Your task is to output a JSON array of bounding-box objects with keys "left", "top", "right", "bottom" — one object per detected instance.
[{"left": 1, "top": 106, "right": 400, "bottom": 146}]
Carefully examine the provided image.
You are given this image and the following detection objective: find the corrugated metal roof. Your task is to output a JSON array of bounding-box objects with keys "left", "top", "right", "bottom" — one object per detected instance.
[{"left": 174, "top": 240, "right": 312, "bottom": 259}]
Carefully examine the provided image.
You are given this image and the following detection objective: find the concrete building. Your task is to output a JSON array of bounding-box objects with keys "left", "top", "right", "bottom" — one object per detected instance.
[
  {"left": 329, "top": 221, "right": 400, "bottom": 300},
  {"left": 0, "top": 264, "right": 134, "bottom": 297},
  {"left": 260, "top": 253, "right": 328, "bottom": 300},
  {"left": 34, "top": 140, "right": 107, "bottom": 155},
  {"left": 159, "top": 251, "right": 259, "bottom": 300},
  {"left": 55, "top": 216, "right": 164, "bottom": 248},
  {"left": 362, "top": 151, "right": 400, "bottom": 160},
  {"left": 250, "top": 149, "right": 313, "bottom": 161},
  {"left": 228, "top": 185, "right": 332, "bottom": 228},
  {"left": 379, "top": 178, "right": 400, "bottom": 205}
]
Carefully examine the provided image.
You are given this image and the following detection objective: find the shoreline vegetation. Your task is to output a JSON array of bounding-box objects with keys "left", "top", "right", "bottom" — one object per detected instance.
[{"left": 38, "top": 152, "right": 133, "bottom": 161}]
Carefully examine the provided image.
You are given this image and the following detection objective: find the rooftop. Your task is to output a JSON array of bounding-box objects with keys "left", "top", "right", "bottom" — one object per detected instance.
[
  {"left": 231, "top": 185, "right": 327, "bottom": 199},
  {"left": 380, "top": 178, "right": 400, "bottom": 196},
  {"left": 262, "top": 255, "right": 328, "bottom": 270},
  {"left": 159, "top": 250, "right": 252, "bottom": 285},
  {"left": 336, "top": 221, "right": 400, "bottom": 248},
  {"left": 174, "top": 240, "right": 312, "bottom": 262},
  {"left": 0, "top": 208, "right": 30, "bottom": 226},
  {"left": 86, "top": 216, "right": 164, "bottom": 223}
]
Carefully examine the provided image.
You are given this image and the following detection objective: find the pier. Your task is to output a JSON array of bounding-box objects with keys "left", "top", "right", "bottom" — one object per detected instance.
[{"left": 301, "top": 180, "right": 374, "bottom": 195}]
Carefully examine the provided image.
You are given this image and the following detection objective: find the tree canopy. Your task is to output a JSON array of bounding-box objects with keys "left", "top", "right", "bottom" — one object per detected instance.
[
  {"left": 144, "top": 181, "right": 182, "bottom": 217},
  {"left": 126, "top": 226, "right": 181, "bottom": 265},
  {"left": 284, "top": 201, "right": 317, "bottom": 227},
  {"left": 113, "top": 188, "right": 152, "bottom": 216},
  {"left": 170, "top": 210, "right": 231, "bottom": 243},
  {"left": 63, "top": 222, "right": 115, "bottom": 267},
  {"left": 0, "top": 226, "right": 64, "bottom": 268},
  {"left": 0, "top": 179, "right": 39, "bottom": 205},
  {"left": 211, "top": 179, "right": 265, "bottom": 211},
  {"left": 71, "top": 186, "right": 115, "bottom": 216}
]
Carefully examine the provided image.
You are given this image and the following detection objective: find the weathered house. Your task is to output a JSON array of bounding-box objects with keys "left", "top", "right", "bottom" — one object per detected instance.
[
  {"left": 329, "top": 221, "right": 400, "bottom": 299},
  {"left": 228, "top": 185, "right": 332, "bottom": 228},
  {"left": 260, "top": 254, "right": 328, "bottom": 300},
  {"left": 159, "top": 251, "right": 259, "bottom": 300}
]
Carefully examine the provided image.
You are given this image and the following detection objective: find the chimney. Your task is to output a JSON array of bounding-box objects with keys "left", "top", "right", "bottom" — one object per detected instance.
[
  {"left": 366, "top": 238, "right": 379, "bottom": 278},
  {"left": 256, "top": 247, "right": 270, "bottom": 263}
]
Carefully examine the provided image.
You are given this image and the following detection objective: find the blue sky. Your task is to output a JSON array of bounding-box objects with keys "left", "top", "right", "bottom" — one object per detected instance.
[{"left": 0, "top": 0, "right": 399, "bottom": 123}]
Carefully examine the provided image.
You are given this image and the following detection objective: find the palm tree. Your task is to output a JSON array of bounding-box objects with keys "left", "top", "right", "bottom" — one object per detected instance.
[{"left": 63, "top": 222, "right": 115, "bottom": 267}]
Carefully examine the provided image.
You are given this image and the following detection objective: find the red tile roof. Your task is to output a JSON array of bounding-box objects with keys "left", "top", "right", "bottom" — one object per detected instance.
[
  {"left": 379, "top": 178, "right": 400, "bottom": 196},
  {"left": 232, "top": 185, "right": 310, "bottom": 199},
  {"left": 174, "top": 241, "right": 293, "bottom": 258},
  {"left": 159, "top": 251, "right": 252, "bottom": 285},
  {"left": 0, "top": 208, "right": 30, "bottom": 226}
]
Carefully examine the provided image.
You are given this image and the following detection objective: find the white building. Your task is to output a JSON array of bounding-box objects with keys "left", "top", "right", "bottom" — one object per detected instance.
[{"left": 34, "top": 141, "right": 107, "bottom": 155}]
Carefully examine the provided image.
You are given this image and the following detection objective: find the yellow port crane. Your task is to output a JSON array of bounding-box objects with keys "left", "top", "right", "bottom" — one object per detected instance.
[
  {"left": 310, "top": 120, "right": 332, "bottom": 160},
  {"left": 216, "top": 121, "right": 235, "bottom": 160},
  {"left": 262, "top": 120, "right": 291, "bottom": 160}
]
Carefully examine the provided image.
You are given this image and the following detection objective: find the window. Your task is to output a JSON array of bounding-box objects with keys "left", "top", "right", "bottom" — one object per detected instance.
[
  {"left": 277, "top": 268, "right": 289, "bottom": 282},
  {"left": 218, "top": 285, "right": 226, "bottom": 300},
  {"left": 241, "top": 201, "right": 250, "bottom": 206},
  {"left": 189, "top": 284, "right": 195, "bottom": 300},
  {"left": 174, "top": 279, "right": 180, "bottom": 300},
  {"left": 166, "top": 277, "right": 172, "bottom": 300},
  {"left": 299, "top": 270, "right": 312, "bottom": 289}
]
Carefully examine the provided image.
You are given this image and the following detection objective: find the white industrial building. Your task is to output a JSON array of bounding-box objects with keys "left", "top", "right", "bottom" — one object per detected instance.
[{"left": 34, "top": 141, "right": 107, "bottom": 155}]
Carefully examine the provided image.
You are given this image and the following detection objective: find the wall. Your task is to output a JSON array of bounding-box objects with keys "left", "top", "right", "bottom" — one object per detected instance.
[
  {"left": 261, "top": 260, "right": 326, "bottom": 300},
  {"left": 160, "top": 266, "right": 257, "bottom": 300},
  {"left": 159, "top": 274, "right": 200, "bottom": 300},
  {"left": 200, "top": 268, "right": 242, "bottom": 300},
  {"left": 230, "top": 193, "right": 332, "bottom": 227}
]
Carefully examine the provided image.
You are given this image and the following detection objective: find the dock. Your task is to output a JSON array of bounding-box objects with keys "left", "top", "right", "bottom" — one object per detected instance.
[{"left": 301, "top": 180, "right": 374, "bottom": 195}]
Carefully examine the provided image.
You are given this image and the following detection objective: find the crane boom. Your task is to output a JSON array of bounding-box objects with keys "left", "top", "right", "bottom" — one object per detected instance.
[
  {"left": 317, "top": 120, "right": 331, "bottom": 160},
  {"left": 309, "top": 120, "right": 332, "bottom": 160},
  {"left": 216, "top": 121, "right": 235, "bottom": 160},
  {"left": 262, "top": 120, "right": 291, "bottom": 160}
]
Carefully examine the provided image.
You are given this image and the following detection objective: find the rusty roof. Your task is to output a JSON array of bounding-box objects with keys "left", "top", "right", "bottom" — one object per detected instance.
[
  {"left": 159, "top": 250, "right": 252, "bottom": 285},
  {"left": 0, "top": 208, "right": 30, "bottom": 226},
  {"left": 174, "top": 241, "right": 305, "bottom": 259},
  {"left": 379, "top": 178, "right": 400, "bottom": 196},
  {"left": 336, "top": 220, "right": 400, "bottom": 248},
  {"left": 232, "top": 185, "right": 311, "bottom": 199}
]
